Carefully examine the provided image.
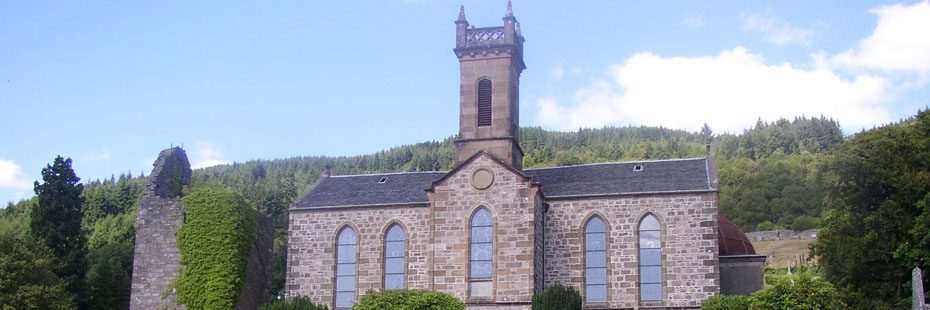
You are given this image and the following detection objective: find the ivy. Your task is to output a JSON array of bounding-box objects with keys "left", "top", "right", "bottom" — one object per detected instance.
[{"left": 175, "top": 186, "right": 258, "bottom": 309}]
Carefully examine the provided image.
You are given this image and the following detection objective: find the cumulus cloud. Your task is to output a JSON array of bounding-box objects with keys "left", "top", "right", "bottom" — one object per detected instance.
[
  {"left": 829, "top": 1, "right": 930, "bottom": 73},
  {"left": 190, "top": 141, "right": 231, "bottom": 169},
  {"left": 536, "top": 47, "right": 892, "bottom": 133},
  {"left": 683, "top": 15, "right": 705, "bottom": 28},
  {"left": 740, "top": 12, "right": 817, "bottom": 46},
  {"left": 0, "top": 159, "right": 33, "bottom": 191}
]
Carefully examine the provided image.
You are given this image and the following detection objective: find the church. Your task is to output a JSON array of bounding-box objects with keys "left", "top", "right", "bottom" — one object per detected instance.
[{"left": 286, "top": 4, "right": 762, "bottom": 309}]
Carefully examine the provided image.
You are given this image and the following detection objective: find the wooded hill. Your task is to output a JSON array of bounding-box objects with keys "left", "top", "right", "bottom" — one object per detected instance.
[
  {"left": 196, "top": 115, "right": 844, "bottom": 232},
  {"left": 7, "top": 111, "right": 930, "bottom": 308}
]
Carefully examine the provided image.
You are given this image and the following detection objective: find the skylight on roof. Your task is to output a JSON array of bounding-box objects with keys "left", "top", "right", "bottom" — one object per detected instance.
[
  {"left": 633, "top": 165, "right": 643, "bottom": 172},
  {"left": 378, "top": 177, "right": 388, "bottom": 183}
]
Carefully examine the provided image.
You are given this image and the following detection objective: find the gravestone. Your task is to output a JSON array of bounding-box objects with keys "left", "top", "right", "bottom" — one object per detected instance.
[{"left": 916, "top": 267, "right": 927, "bottom": 310}]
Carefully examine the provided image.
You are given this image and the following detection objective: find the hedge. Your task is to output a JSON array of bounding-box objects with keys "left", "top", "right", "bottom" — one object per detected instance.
[
  {"left": 175, "top": 186, "right": 258, "bottom": 309},
  {"left": 532, "top": 284, "right": 582, "bottom": 310},
  {"left": 259, "top": 296, "right": 328, "bottom": 310},
  {"left": 353, "top": 289, "right": 464, "bottom": 310}
]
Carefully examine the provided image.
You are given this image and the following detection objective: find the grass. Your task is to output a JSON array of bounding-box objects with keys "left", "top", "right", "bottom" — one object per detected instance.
[{"left": 752, "top": 239, "right": 814, "bottom": 268}]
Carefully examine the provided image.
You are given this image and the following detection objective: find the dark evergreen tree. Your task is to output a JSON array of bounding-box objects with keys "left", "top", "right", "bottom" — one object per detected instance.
[
  {"left": 812, "top": 110, "right": 930, "bottom": 308},
  {"left": 31, "top": 156, "right": 88, "bottom": 309}
]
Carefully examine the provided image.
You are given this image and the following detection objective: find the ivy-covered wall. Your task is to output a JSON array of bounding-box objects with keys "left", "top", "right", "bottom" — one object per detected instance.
[{"left": 176, "top": 186, "right": 258, "bottom": 309}]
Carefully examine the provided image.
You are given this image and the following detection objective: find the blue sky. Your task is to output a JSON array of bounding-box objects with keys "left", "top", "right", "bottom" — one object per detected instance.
[{"left": 2, "top": 1, "right": 929, "bottom": 204}]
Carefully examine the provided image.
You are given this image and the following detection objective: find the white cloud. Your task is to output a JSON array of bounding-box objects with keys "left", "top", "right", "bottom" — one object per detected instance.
[
  {"left": 190, "top": 141, "right": 231, "bottom": 169},
  {"left": 683, "top": 15, "right": 705, "bottom": 28},
  {"left": 536, "top": 47, "right": 893, "bottom": 134},
  {"left": 830, "top": 1, "right": 930, "bottom": 73},
  {"left": 740, "top": 12, "right": 817, "bottom": 46},
  {"left": 0, "top": 159, "right": 33, "bottom": 191}
]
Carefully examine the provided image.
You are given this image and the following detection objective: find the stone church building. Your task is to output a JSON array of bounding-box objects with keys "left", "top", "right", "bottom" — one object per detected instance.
[{"left": 287, "top": 4, "right": 762, "bottom": 309}]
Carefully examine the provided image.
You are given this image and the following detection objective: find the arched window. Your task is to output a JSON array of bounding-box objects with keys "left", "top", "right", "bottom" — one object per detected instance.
[
  {"left": 335, "top": 226, "right": 357, "bottom": 308},
  {"left": 584, "top": 216, "right": 607, "bottom": 303},
  {"left": 477, "top": 79, "right": 492, "bottom": 127},
  {"left": 384, "top": 224, "right": 406, "bottom": 290},
  {"left": 639, "top": 214, "right": 663, "bottom": 302},
  {"left": 470, "top": 207, "right": 493, "bottom": 297}
]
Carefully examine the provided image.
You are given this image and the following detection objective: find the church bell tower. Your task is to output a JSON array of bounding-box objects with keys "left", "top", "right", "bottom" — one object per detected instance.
[{"left": 453, "top": 2, "right": 526, "bottom": 169}]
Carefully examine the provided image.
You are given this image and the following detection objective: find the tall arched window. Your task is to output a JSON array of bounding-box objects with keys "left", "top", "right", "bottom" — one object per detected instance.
[
  {"left": 384, "top": 224, "right": 406, "bottom": 290},
  {"left": 584, "top": 216, "right": 607, "bottom": 303},
  {"left": 335, "top": 226, "right": 357, "bottom": 308},
  {"left": 477, "top": 79, "right": 492, "bottom": 127},
  {"left": 470, "top": 207, "right": 493, "bottom": 297},
  {"left": 639, "top": 214, "right": 663, "bottom": 302}
]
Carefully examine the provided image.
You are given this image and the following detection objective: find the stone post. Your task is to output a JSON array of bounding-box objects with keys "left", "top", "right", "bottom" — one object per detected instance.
[{"left": 915, "top": 267, "right": 927, "bottom": 310}]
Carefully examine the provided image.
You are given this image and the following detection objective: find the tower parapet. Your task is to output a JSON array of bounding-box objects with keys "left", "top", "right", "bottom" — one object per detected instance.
[{"left": 453, "top": 2, "right": 526, "bottom": 169}]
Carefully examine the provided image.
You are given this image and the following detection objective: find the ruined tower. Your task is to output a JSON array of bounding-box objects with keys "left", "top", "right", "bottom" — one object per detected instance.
[
  {"left": 453, "top": 2, "right": 526, "bottom": 169},
  {"left": 130, "top": 147, "right": 191, "bottom": 309}
]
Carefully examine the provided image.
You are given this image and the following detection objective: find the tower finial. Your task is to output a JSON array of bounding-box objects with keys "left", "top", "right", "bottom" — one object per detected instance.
[
  {"left": 456, "top": 5, "right": 468, "bottom": 24},
  {"left": 505, "top": 1, "right": 513, "bottom": 17}
]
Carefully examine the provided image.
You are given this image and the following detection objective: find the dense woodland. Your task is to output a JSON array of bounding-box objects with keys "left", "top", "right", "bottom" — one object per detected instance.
[{"left": 2, "top": 111, "right": 928, "bottom": 309}]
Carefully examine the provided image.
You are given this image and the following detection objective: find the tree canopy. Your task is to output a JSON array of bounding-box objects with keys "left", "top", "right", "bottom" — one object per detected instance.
[{"left": 30, "top": 156, "right": 87, "bottom": 309}]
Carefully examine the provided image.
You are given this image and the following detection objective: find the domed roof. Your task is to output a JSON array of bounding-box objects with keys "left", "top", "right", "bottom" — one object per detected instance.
[{"left": 718, "top": 215, "right": 756, "bottom": 256}]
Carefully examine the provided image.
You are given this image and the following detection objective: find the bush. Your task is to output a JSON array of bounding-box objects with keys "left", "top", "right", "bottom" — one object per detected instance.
[
  {"left": 701, "top": 294, "right": 751, "bottom": 310},
  {"left": 353, "top": 289, "right": 464, "bottom": 310},
  {"left": 259, "top": 296, "right": 328, "bottom": 310},
  {"left": 532, "top": 284, "right": 582, "bottom": 310},
  {"left": 175, "top": 186, "right": 259, "bottom": 310},
  {"left": 750, "top": 272, "right": 845, "bottom": 309}
]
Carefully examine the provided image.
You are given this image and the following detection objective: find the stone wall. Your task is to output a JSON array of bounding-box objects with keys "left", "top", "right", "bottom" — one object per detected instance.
[
  {"left": 430, "top": 154, "right": 540, "bottom": 308},
  {"left": 543, "top": 192, "right": 719, "bottom": 309},
  {"left": 286, "top": 154, "right": 542, "bottom": 310},
  {"left": 130, "top": 147, "right": 190, "bottom": 310},
  {"left": 745, "top": 229, "right": 819, "bottom": 242},
  {"left": 286, "top": 205, "right": 433, "bottom": 306}
]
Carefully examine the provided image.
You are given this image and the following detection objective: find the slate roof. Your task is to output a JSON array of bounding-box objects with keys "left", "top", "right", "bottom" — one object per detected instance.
[
  {"left": 294, "top": 172, "right": 446, "bottom": 209},
  {"left": 524, "top": 158, "right": 713, "bottom": 198},
  {"left": 293, "top": 158, "right": 714, "bottom": 209}
]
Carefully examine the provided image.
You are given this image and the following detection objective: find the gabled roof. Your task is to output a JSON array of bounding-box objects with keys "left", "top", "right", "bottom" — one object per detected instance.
[
  {"left": 524, "top": 157, "right": 714, "bottom": 198},
  {"left": 427, "top": 151, "right": 531, "bottom": 191},
  {"left": 293, "top": 171, "right": 446, "bottom": 209},
  {"left": 291, "top": 157, "right": 715, "bottom": 210}
]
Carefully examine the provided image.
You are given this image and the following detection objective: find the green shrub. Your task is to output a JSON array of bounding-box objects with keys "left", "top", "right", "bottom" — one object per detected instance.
[
  {"left": 353, "top": 289, "right": 464, "bottom": 310},
  {"left": 260, "top": 296, "right": 328, "bottom": 310},
  {"left": 532, "top": 284, "right": 582, "bottom": 310},
  {"left": 750, "top": 272, "right": 845, "bottom": 309},
  {"left": 175, "top": 186, "right": 258, "bottom": 310},
  {"left": 701, "top": 294, "right": 751, "bottom": 310}
]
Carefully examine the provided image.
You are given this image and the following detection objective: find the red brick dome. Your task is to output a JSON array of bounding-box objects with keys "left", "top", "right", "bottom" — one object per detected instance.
[{"left": 718, "top": 215, "right": 756, "bottom": 256}]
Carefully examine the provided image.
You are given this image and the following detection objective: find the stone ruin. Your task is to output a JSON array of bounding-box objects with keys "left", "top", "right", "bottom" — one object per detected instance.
[{"left": 129, "top": 147, "right": 273, "bottom": 309}]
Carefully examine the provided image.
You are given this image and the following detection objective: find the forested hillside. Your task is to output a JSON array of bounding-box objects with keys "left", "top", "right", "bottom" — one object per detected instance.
[
  {"left": 0, "top": 114, "right": 850, "bottom": 306},
  {"left": 196, "top": 115, "right": 844, "bottom": 232}
]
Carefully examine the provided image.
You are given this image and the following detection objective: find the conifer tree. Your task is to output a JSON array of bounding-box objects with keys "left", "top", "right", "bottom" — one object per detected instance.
[{"left": 31, "top": 156, "right": 88, "bottom": 309}]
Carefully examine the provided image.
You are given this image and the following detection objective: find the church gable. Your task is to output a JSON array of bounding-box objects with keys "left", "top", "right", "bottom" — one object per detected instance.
[
  {"left": 429, "top": 150, "right": 532, "bottom": 193},
  {"left": 428, "top": 151, "right": 542, "bottom": 304}
]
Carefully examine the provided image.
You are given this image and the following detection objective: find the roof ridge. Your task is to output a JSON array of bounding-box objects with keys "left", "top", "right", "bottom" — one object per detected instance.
[
  {"left": 329, "top": 170, "right": 448, "bottom": 178},
  {"left": 525, "top": 157, "right": 707, "bottom": 171}
]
